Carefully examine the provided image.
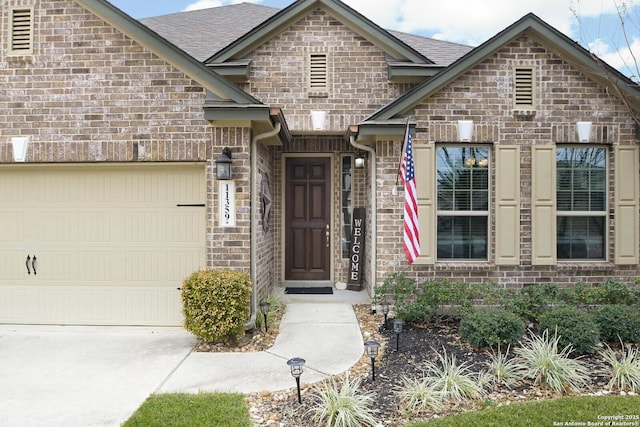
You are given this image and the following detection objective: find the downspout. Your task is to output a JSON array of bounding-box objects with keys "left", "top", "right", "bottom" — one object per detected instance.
[
  {"left": 349, "top": 135, "right": 377, "bottom": 296},
  {"left": 246, "top": 122, "right": 281, "bottom": 330}
]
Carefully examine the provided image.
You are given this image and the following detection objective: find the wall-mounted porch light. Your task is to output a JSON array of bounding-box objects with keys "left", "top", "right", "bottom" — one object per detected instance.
[
  {"left": 355, "top": 151, "right": 365, "bottom": 169},
  {"left": 215, "top": 147, "right": 233, "bottom": 180},
  {"left": 311, "top": 110, "right": 327, "bottom": 130},
  {"left": 576, "top": 121, "right": 592, "bottom": 143},
  {"left": 458, "top": 120, "right": 474, "bottom": 142},
  {"left": 12, "top": 137, "right": 29, "bottom": 162}
]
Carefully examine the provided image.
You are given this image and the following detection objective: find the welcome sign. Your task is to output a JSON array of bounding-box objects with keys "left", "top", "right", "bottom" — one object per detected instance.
[{"left": 347, "top": 207, "right": 366, "bottom": 290}]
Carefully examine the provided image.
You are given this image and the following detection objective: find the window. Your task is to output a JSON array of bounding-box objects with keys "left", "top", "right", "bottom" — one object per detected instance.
[
  {"left": 514, "top": 67, "right": 534, "bottom": 109},
  {"left": 436, "top": 146, "right": 489, "bottom": 259},
  {"left": 8, "top": 7, "right": 34, "bottom": 55},
  {"left": 556, "top": 147, "right": 607, "bottom": 260},
  {"left": 341, "top": 155, "right": 353, "bottom": 258}
]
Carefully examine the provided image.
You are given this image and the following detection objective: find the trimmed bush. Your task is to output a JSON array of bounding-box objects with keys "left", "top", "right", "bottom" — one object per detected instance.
[
  {"left": 591, "top": 304, "right": 640, "bottom": 343},
  {"left": 181, "top": 268, "right": 252, "bottom": 344},
  {"left": 538, "top": 306, "right": 600, "bottom": 354},
  {"left": 503, "top": 284, "right": 559, "bottom": 323},
  {"left": 375, "top": 273, "right": 503, "bottom": 323},
  {"left": 459, "top": 309, "right": 525, "bottom": 349},
  {"left": 568, "top": 280, "right": 640, "bottom": 306}
]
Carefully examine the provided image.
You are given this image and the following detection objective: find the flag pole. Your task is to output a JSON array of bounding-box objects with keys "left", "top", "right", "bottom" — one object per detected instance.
[{"left": 395, "top": 118, "right": 411, "bottom": 186}]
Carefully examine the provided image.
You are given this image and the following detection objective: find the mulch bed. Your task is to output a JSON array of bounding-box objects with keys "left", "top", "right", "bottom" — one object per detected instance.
[{"left": 196, "top": 304, "right": 628, "bottom": 426}]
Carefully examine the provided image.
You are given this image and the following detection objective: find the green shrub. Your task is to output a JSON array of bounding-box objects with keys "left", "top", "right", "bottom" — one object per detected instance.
[
  {"left": 375, "top": 273, "right": 503, "bottom": 323},
  {"left": 569, "top": 280, "right": 640, "bottom": 306},
  {"left": 374, "top": 273, "right": 422, "bottom": 320},
  {"left": 503, "top": 284, "right": 559, "bottom": 323},
  {"left": 591, "top": 305, "right": 640, "bottom": 343},
  {"left": 459, "top": 309, "right": 525, "bottom": 349},
  {"left": 538, "top": 306, "right": 600, "bottom": 354},
  {"left": 181, "top": 268, "right": 252, "bottom": 344}
]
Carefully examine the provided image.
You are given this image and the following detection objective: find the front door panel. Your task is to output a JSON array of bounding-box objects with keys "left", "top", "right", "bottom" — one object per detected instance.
[{"left": 285, "top": 157, "right": 331, "bottom": 280}]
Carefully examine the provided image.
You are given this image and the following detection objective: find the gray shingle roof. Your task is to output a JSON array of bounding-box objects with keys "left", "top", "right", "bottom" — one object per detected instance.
[
  {"left": 389, "top": 31, "right": 472, "bottom": 66},
  {"left": 140, "top": 3, "right": 471, "bottom": 65},
  {"left": 141, "top": 3, "right": 280, "bottom": 62}
]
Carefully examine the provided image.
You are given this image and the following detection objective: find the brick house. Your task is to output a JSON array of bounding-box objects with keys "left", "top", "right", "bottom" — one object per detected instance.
[{"left": 1, "top": 0, "right": 639, "bottom": 326}]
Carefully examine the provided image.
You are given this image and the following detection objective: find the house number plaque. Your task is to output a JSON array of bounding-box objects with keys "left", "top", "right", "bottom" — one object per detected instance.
[{"left": 219, "top": 181, "right": 236, "bottom": 227}]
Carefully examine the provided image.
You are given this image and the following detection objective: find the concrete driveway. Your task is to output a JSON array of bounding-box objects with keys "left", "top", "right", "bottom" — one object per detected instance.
[
  {"left": 0, "top": 295, "right": 369, "bottom": 427},
  {"left": 0, "top": 325, "right": 196, "bottom": 427}
]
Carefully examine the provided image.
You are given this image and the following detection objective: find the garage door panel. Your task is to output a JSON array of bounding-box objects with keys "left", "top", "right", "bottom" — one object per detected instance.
[
  {"left": 0, "top": 164, "right": 205, "bottom": 326},
  {"left": 0, "top": 212, "right": 25, "bottom": 241},
  {"left": 0, "top": 252, "right": 29, "bottom": 280}
]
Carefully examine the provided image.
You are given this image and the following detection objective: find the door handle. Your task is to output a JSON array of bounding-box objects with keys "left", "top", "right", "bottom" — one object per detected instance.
[
  {"left": 325, "top": 224, "right": 330, "bottom": 248},
  {"left": 26, "top": 255, "right": 31, "bottom": 275},
  {"left": 32, "top": 255, "right": 37, "bottom": 275}
]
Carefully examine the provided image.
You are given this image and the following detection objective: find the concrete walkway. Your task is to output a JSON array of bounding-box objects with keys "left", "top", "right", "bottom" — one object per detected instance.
[{"left": 0, "top": 290, "right": 369, "bottom": 427}]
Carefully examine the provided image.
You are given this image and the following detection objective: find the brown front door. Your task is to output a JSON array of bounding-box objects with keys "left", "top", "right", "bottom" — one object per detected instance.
[{"left": 285, "top": 157, "right": 331, "bottom": 281}]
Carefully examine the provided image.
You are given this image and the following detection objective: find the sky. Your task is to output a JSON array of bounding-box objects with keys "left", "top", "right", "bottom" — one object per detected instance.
[{"left": 107, "top": 0, "right": 640, "bottom": 80}]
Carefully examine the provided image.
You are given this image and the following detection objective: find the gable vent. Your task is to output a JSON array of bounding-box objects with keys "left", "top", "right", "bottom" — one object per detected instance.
[
  {"left": 309, "top": 53, "right": 328, "bottom": 91},
  {"left": 10, "top": 7, "right": 34, "bottom": 54},
  {"left": 514, "top": 67, "right": 534, "bottom": 108}
]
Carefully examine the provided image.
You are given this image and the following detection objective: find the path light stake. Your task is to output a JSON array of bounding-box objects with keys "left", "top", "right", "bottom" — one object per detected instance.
[
  {"left": 287, "top": 357, "right": 306, "bottom": 404},
  {"left": 364, "top": 341, "right": 380, "bottom": 381},
  {"left": 258, "top": 301, "right": 270, "bottom": 332},
  {"left": 380, "top": 301, "right": 390, "bottom": 330},
  {"left": 393, "top": 319, "right": 404, "bottom": 352}
]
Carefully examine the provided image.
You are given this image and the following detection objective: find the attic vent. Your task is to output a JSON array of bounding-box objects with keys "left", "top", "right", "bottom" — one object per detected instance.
[
  {"left": 514, "top": 67, "right": 534, "bottom": 108},
  {"left": 9, "top": 7, "right": 34, "bottom": 55},
  {"left": 309, "top": 53, "right": 328, "bottom": 95}
]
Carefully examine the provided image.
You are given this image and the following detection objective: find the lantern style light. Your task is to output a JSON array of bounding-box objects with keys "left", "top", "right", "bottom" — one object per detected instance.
[
  {"left": 215, "top": 147, "right": 233, "bottom": 180},
  {"left": 380, "top": 301, "right": 390, "bottom": 330},
  {"left": 364, "top": 341, "right": 380, "bottom": 381},
  {"left": 258, "top": 301, "right": 270, "bottom": 333},
  {"left": 393, "top": 318, "right": 404, "bottom": 352},
  {"left": 287, "top": 357, "right": 306, "bottom": 404}
]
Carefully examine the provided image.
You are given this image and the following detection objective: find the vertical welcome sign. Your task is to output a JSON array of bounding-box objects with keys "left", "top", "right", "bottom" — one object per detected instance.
[{"left": 347, "top": 207, "right": 366, "bottom": 290}]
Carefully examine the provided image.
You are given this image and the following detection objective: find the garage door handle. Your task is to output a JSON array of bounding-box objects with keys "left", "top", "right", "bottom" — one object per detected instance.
[
  {"left": 32, "top": 255, "right": 37, "bottom": 275},
  {"left": 26, "top": 255, "right": 31, "bottom": 275}
]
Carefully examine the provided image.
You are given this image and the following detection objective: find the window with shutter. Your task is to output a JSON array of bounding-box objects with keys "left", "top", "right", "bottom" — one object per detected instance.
[
  {"left": 436, "top": 146, "right": 490, "bottom": 260},
  {"left": 9, "top": 7, "right": 34, "bottom": 55},
  {"left": 556, "top": 147, "right": 607, "bottom": 260},
  {"left": 514, "top": 67, "right": 534, "bottom": 110}
]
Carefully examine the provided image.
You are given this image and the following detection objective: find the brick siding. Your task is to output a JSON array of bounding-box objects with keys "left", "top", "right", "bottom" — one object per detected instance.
[{"left": 374, "top": 36, "right": 640, "bottom": 290}]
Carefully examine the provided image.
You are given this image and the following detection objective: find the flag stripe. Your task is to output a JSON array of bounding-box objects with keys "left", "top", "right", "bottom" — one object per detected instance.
[{"left": 400, "top": 125, "right": 420, "bottom": 263}]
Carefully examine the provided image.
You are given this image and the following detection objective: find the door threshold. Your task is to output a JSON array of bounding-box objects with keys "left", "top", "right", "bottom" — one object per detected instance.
[{"left": 282, "top": 280, "right": 332, "bottom": 288}]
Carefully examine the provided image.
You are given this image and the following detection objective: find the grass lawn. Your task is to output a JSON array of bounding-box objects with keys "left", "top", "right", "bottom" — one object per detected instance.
[
  {"left": 123, "top": 392, "right": 251, "bottom": 427},
  {"left": 406, "top": 395, "right": 640, "bottom": 427}
]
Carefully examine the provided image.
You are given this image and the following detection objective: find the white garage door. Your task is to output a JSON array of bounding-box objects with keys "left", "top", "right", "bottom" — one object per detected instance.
[{"left": 0, "top": 164, "right": 206, "bottom": 326}]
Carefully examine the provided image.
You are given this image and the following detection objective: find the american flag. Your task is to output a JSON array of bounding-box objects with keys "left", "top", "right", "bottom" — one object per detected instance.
[{"left": 400, "top": 124, "right": 420, "bottom": 263}]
